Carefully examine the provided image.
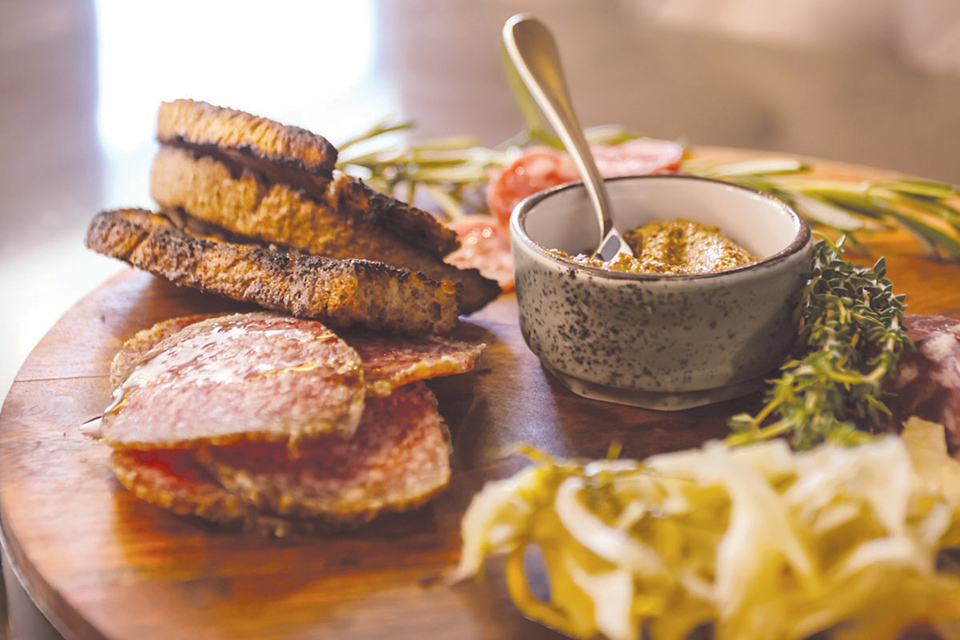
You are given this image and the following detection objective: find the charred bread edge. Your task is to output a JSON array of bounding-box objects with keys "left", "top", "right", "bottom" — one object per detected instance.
[
  {"left": 157, "top": 99, "right": 338, "bottom": 178},
  {"left": 85, "top": 208, "right": 461, "bottom": 335}
]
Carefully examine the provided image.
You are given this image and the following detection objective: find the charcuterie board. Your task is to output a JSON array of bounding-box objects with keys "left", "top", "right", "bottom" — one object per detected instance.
[{"left": 2, "top": 151, "right": 959, "bottom": 639}]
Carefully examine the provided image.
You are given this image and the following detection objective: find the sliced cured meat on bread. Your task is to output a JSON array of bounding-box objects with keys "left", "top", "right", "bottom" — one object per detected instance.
[
  {"left": 102, "top": 312, "right": 366, "bottom": 450},
  {"left": 149, "top": 144, "right": 499, "bottom": 313},
  {"left": 197, "top": 382, "right": 451, "bottom": 528},
  {"left": 156, "top": 98, "right": 339, "bottom": 178},
  {"left": 85, "top": 208, "right": 461, "bottom": 334},
  {"left": 110, "top": 313, "right": 487, "bottom": 398}
]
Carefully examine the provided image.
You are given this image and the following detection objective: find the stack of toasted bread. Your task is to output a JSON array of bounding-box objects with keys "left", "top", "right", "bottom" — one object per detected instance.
[{"left": 86, "top": 99, "right": 501, "bottom": 334}]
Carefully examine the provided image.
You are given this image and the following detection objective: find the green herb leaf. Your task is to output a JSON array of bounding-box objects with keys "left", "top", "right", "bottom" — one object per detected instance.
[{"left": 727, "top": 235, "right": 912, "bottom": 450}]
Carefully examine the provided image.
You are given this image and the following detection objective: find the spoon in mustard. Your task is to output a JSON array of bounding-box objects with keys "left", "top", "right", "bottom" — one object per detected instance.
[{"left": 503, "top": 13, "right": 633, "bottom": 261}]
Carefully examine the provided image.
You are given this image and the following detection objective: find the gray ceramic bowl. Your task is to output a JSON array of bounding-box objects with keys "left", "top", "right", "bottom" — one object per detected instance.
[{"left": 510, "top": 174, "right": 813, "bottom": 410}]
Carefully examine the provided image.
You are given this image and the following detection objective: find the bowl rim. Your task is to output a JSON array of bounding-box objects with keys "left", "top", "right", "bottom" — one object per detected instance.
[{"left": 510, "top": 173, "right": 813, "bottom": 281}]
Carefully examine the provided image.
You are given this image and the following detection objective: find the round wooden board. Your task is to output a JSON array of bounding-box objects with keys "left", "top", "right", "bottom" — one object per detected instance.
[{"left": 2, "top": 152, "right": 960, "bottom": 640}]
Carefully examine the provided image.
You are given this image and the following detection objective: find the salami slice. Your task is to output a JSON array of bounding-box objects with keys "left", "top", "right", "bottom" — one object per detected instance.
[
  {"left": 341, "top": 328, "right": 486, "bottom": 397},
  {"left": 109, "top": 313, "right": 222, "bottom": 386},
  {"left": 484, "top": 139, "right": 684, "bottom": 228},
  {"left": 110, "top": 449, "right": 360, "bottom": 535},
  {"left": 111, "top": 448, "right": 250, "bottom": 526},
  {"left": 486, "top": 147, "right": 579, "bottom": 229},
  {"left": 888, "top": 313, "right": 960, "bottom": 449},
  {"left": 102, "top": 312, "right": 366, "bottom": 450},
  {"left": 197, "top": 382, "right": 451, "bottom": 528},
  {"left": 446, "top": 214, "right": 516, "bottom": 292},
  {"left": 112, "top": 312, "right": 486, "bottom": 400}
]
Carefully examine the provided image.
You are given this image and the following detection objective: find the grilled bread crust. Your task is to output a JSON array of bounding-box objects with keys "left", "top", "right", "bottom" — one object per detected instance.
[
  {"left": 157, "top": 99, "right": 339, "bottom": 178},
  {"left": 156, "top": 100, "right": 461, "bottom": 258},
  {"left": 150, "top": 146, "right": 499, "bottom": 313},
  {"left": 85, "top": 208, "right": 461, "bottom": 334},
  {"left": 330, "top": 173, "right": 461, "bottom": 258}
]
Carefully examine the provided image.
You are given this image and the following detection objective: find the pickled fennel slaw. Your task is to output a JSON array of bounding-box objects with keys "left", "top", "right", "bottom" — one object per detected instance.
[{"left": 452, "top": 418, "right": 960, "bottom": 640}]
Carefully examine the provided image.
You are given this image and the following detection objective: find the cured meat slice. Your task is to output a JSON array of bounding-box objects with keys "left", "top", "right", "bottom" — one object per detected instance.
[
  {"left": 112, "top": 313, "right": 486, "bottom": 399},
  {"left": 445, "top": 215, "right": 516, "bottom": 292},
  {"left": 102, "top": 312, "right": 366, "bottom": 450},
  {"left": 465, "top": 139, "right": 684, "bottom": 289},
  {"left": 111, "top": 448, "right": 250, "bottom": 526},
  {"left": 484, "top": 139, "right": 684, "bottom": 228},
  {"left": 111, "top": 449, "right": 355, "bottom": 536},
  {"left": 888, "top": 313, "right": 960, "bottom": 449},
  {"left": 341, "top": 329, "right": 486, "bottom": 397},
  {"left": 197, "top": 382, "right": 451, "bottom": 528},
  {"left": 109, "top": 314, "right": 220, "bottom": 386}
]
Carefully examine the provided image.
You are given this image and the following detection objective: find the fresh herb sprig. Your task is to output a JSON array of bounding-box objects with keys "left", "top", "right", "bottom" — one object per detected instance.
[
  {"left": 336, "top": 118, "right": 509, "bottom": 221},
  {"left": 686, "top": 158, "right": 960, "bottom": 259},
  {"left": 727, "top": 235, "right": 913, "bottom": 450},
  {"left": 335, "top": 49, "right": 960, "bottom": 257}
]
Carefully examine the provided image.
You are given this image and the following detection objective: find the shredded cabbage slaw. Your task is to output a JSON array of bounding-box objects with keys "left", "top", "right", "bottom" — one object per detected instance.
[{"left": 452, "top": 418, "right": 960, "bottom": 640}]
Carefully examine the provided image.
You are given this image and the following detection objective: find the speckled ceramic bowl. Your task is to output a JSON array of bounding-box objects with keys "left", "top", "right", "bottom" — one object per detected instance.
[{"left": 510, "top": 174, "right": 813, "bottom": 410}]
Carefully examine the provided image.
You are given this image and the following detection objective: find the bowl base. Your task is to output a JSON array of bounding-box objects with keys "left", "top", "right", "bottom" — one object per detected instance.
[{"left": 549, "top": 369, "right": 764, "bottom": 411}]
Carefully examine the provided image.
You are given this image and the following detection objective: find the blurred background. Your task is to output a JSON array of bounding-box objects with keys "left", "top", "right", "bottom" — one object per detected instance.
[
  {"left": 3, "top": 0, "right": 960, "bottom": 402},
  {"left": 3, "top": 0, "right": 960, "bottom": 636}
]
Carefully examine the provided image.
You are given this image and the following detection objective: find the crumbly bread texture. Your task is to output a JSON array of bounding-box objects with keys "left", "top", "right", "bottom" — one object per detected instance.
[
  {"left": 85, "top": 208, "right": 461, "bottom": 334},
  {"left": 149, "top": 146, "right": 498, "bottom": 313},
  {"left": 156, "top": 99, "right": 339, "bottom": 178}
]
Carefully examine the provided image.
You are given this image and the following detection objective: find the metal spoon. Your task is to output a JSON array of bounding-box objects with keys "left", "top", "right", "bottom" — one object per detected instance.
[{"left": 503, "top": 13, "right": 633, "bottom": 261}]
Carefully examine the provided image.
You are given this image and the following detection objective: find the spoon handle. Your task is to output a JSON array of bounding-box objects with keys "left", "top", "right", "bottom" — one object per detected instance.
[{"left": 503, "top": 14, "right": 629, "bottom": 260}]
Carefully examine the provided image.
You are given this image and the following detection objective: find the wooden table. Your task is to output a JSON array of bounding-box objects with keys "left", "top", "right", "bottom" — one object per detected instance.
[{"left": 2, "top": 153, "right": 959, "bottom": 640}]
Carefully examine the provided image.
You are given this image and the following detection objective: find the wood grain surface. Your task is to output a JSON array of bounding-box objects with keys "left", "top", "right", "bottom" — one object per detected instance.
[{"left": 2, "top": 152, "right": 960, "bottom": 640}]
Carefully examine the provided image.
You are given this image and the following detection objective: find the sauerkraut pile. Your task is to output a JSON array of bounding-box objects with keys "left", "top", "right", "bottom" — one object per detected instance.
[{"left": 452, "top": 418, "right": 960, "bottom": 640}]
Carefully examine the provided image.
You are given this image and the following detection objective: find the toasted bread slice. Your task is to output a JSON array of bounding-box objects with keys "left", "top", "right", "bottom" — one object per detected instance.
[
  {"left": 330, "top": 172, "right": 461, "bottom": 258},
  {"left": 150, "top": 146, "right": 499, "bottom": 313},
  {"left": 85, "top": 208, "right": 461, "bottom": 334},
  {"left": 157, "top": 99, "right": 339, "bottom": 178},
  {"left": 156, "top": 99, "right": 461, "bottom": 259}
]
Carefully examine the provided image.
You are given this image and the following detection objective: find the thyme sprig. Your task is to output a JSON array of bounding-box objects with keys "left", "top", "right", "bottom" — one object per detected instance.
[{"left": 727, "top": 235, "right": 913, "bottom": 450}]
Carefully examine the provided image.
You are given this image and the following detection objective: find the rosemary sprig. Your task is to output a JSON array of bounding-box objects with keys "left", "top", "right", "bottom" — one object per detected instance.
[
  {"left": 335, "top": 46, "right": 960, "bottom": 256},
  {"left": 726, "top": 234, "right": 913, "bottom": 450},
  {"left": 689, "top": 159, "right": 960, "bottom": 259},
  {"left": 336, "top": 118, "right": 508, "bottom": 220},
  {"left": 336, "top": 117, "right": 960, "bottom": 258}
]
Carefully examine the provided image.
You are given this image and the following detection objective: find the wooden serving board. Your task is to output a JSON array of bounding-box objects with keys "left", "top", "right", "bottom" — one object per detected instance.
[{"left": 2, "top": 154, "right": 960, "bottom": 640}]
